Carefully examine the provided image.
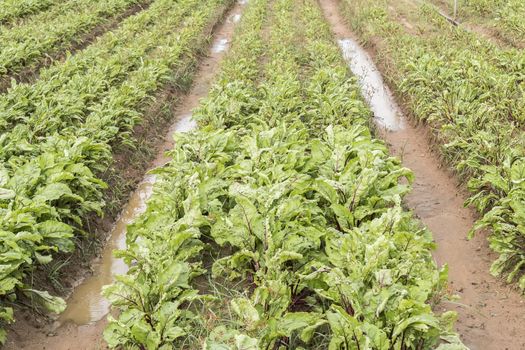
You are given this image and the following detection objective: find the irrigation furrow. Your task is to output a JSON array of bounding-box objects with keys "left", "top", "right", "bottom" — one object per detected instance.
[
  {"left": 98, "top": 0, "right": 466, "bottom": 348},
  {"left": 3, "top": 1, "right": 247, "bottom": 348},
  {"left": 318, "top": 0, "right": 525, "bottom": 349}
]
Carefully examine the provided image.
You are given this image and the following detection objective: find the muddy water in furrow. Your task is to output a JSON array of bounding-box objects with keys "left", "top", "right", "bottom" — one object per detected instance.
[
  {"left": 4, "top": 2, "right": 245, "bottom": 349},
  {"left": 318, "top": 0, "right": 525, "bottom": 349},
  {"left": 56, "top": 175, "right": 154, "bottom": 326},
  {"left": 338, "top": 38, "right": 404, "bottom": 131}
]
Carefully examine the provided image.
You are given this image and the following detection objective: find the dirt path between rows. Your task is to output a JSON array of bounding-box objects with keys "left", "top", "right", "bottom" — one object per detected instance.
[
  {"left": 318, "top": 0, "right": 525, "bottom": 349},
  {"left": 3, "top": 2, "right": 245, "bottom": 349}
]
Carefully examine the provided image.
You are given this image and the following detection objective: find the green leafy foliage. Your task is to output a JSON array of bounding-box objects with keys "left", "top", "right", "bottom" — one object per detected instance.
[
  {"left": 104, "top": 0, "right": 465, "bottom": 348},
  {"left": 0, "top": 0, "right": 57, "bottom": 25},
  {"left": 0, "top": 0, "right": 147, "bottom": 78},
  {"left": 343, "top": 0, "right": 525, "bottom": 291},
  {"left": 461, "top": 0, "right": 525, "bottom": 43},
  {"left": 0, "top": 0, "right": 231, "bottom": 339}
]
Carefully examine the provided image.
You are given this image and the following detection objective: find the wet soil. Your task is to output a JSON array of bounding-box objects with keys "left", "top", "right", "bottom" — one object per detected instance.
[
  {"left": 318, "top": 0, "right": 525, "bottom": 349},
  {"left": 338, "top": 38, "right": 404, "bottom": 131},
  {"left": 3, "top": 2, "right": 245, "bottom": 349}
]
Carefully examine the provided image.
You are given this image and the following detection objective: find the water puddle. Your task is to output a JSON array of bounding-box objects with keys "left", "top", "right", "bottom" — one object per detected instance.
[
  {"left": 52, "top": 0, "right": 245, "bottom": 329},
  {"left": 55, "top": 115, "right": 199, "bottom": 327},
  {"left": 212, "top": 38, "right": 229, "bottom": 53},
  {"left": 56, "top": 175, "right": 155, "bottom": 325},
  {"left": 230, "top": 13, "right": 242, "bottom": 23},
  {"left": 338, "top": 38, "right": 405, "bottom": 131},
  {"left": 169, "top": 113, "right": 196, "bottom": 133},
  {"left": 57, "top": 114, "right": 197, "bottom": 326}
]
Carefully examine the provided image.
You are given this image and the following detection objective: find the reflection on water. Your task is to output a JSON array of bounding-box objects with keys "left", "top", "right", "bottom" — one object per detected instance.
[
  {"left": 338, "top": 38, "right": 405, "bottom": 131},
  {"left": 57, "top": 175, "right": 155, "bottom": 325},
  {"left": 230, "top": 13, "right": 241, "bottom": 23},
  {"left": 174, "top": 113, "right": 197, "bottom": 133},
  {"left": 57, "top": 115, "right": 197, "bottom": 326},
  {"left": 212, "top": 38, "right": 229, "bottom": 53}
]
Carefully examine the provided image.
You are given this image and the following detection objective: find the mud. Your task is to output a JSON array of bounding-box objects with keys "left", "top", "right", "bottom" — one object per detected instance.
[
  {"left": 319, "top": 0, "right": 525, "bottom": 349},
  {"left": 56, "top": 115, "right": 198, "bottom": 328},
  {"left": 3, "top": 1, "right": 245, "bottom": 349},
  {"left": 56, "top": 175, "right": 154, "bottom": 326},
  {"left": 338, "top": 38, "right": 404, "bottom": 131}
]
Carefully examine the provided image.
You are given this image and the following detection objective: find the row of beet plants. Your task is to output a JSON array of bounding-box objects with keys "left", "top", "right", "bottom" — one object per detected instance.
[
  {"left": 0, "top": 0, "right": 232, "bottom": 342},
  {"left": 460, "top": 0, "right": 525, "bottom": 46},
  {"left": 0, "top": 0, "right": 148, "bottom": 79},
  {"left": 103, "top": 0, "right": 466, "bottom": 348},
  {"left": 342, "top": 0, "right": 525, "bottom": 292},
  {"left": 0, "top": 0, "right": 59, "bottom": 25}
]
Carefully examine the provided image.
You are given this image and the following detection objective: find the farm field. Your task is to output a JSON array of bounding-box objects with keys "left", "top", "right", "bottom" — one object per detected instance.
[
  {"left": 0, "top": 0, "right": 152, "bottom": 89},
  {"left": 336, "top": 0, "right": 525, "bottom": 347},
  {"left": 432, "top": 0, "right": 525, "bottom": 48},
  {"left": 348, "top": 0, "right": 525, "bottom": 280},
  {"left": 0, "top": 0, "right": 524, "bottom": 349},
  {"left": 0, "top": 0, "right": 59, "bottom": 24}
]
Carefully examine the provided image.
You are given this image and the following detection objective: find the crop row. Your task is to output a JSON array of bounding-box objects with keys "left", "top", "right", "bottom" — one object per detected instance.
[
  {"left": 0, "top": 0, "right": 59, "bottom": 25},
  {"left": 0, "top": 0, "right": 203, "bottom": 146},
  {"left": 459, "top": 0, "right": 525, "bottom": 45},
  {"left": 103, "top": 0, "right": 466, "bottom": 348},
  {"left": 0, "top": 0, "right": 231, "bottom": 343},
  {"left": 342, "top": 0, "right": 525, "bottom": 290},
  {"left": 0, "top": 0, "right": 146, "bottom": 79}
]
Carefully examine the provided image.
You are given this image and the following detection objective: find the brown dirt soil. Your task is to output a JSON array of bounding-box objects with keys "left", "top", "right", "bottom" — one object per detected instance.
[
  {"left": 318, "top": 0, "right": 525, "bottom": 349},
  {"left": 0, "top": 0, "right": 154, "bottom": 93},
  {"left": 3, "top": 1, "right": 245, "bottom": 349}
]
